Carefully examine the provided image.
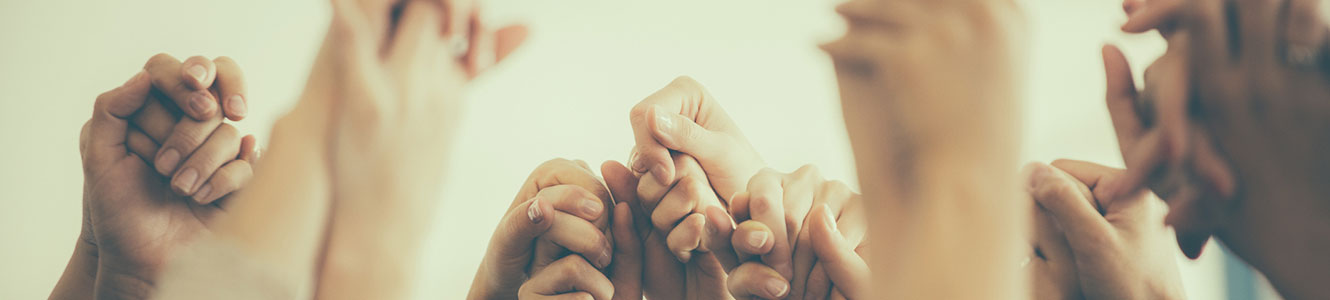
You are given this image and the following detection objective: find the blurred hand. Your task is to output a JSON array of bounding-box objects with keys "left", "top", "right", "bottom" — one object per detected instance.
[
  {"left": 628, "top": 76, "right": 765, "bottom": 203},
  {"left": 1026, "top": 160, "right": 1184, "bottom": 300},
  {"left": 634, "top": 154, "right": 738, "bottom": 300},
  {"left": 72, "top": 57, "right": 256, "bottom": 299},
  {"left": 470, "top": 159, "right": 614, "bottom": 299},
  {"left": 726, "top": 166, "right": 869, "bottom": 300},
  {"left": 312, "top": 0, "right": 528, "bottom": 297}
]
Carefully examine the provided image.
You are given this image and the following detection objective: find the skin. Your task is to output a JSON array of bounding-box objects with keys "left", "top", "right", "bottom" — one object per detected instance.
[
  {"left": 1113, "top": 0, "right": 1330, "bottom": 298},
  {"left": 726, "top": 166, "right": 870, "bottom": 300},
  {"left": 152, "top": 0, "right": 530, "bottom": 298},
  {"left": 469, "top": 159, "right": 614, "bottom": 300},
  {"left": 50, "top": 55, "right": 256, "bottom": 300},
  {"left": 1026, "top": 160, "right": 1184, "bottom": 300},
  {"left": 633, "top": 153, "right": 737, "bottom": 300},
  {"left": 514, "top": 161, "right": 646, "bottom": 300},
  {"left": 822, "top": 0, "right": 1028, "bottom": 298}
]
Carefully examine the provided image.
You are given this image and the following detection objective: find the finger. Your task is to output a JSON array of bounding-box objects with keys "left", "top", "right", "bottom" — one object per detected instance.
[
  {"left": 1102, "top": 44, "right": 1146, "bottom": 153},
  {"left": 146, "top": 53, "right": 217, "bottom": 120},
  {"left": 732, "top": 220, "right": 776, "bottom": 259},
  {"left": 1185, "top": 0, "right": 1232, "bottom": 66},
  {"left": 493, "top": 24, "right": 529, "bottom": 63},
  {"left": 802, "top": 262, "right": 833, "bottom": 300},
  {"left": 539, "top": 185, "right": 608, "bottom": 221},
  {"left": 727, "top": 262, "right": 790, "bottom": 299},
  {"left": 519, "top": 256, "right": 614, "bottom": 300},
  {"left": 131, "top": 94, "right": 182, "bottom": 143},
  {"left": 1111, "top": 130, "right": 1169, "bottom": 199},
  {"left": 601, "top": 160, "right": 649, "bottom": 239},
  {"left": 194, "top": 135, "right": 258, "bottom": 205},
  {"left": 87, "top": 70, "right": 151, "bottom": 165},
  {"left": 517, "top": 159, "right": 612, "bottom": 219},
  {"left": 180, "top": 55, "right": 217, "bottom": 91},
  {"left": 541, "top": 210, "right": 613, "bottom": 269},
  {"left": 463, "top": 6, "right": 494, "bottom": 78},
  {"left": 648, "top": 104, "right": 732, "bottom": 162},
  {"left": 747, "top": 170, "right": 793, "bottom": 279},
  {"left": 151, "top": 96, "right": 225, "bottom": 177},
  {"left": 809, "top": 204, "right": 871, "bottom": 299},
  {"left": 126, "top": 127, "right": 160, "bottom": 164},
  {"left": 1121, "top": 0, "right": 1184, "bottom": 32},
  {"left": 665, "top": 213, "right": 706, "bottom": 263},
  {"left": 440, "top": 0, "right": 472, "bottom": 39},
  {"left": 485, "top": 196, "right": 557, "bottom": 273},
  {"left": 702, "top": 205, "right": 739, "bottom": 270},
  {"left": 1236, "top": 0, "right": 1282, "bottom": 62},
  {"left": 641, "top": 231, "right": 686, "bottom": 299},
  {"left": 212, "top": 56, "right": 249, "bottom": 121},
  {"left": 652, "top": 176, "right": 703, "bottom": 233},
  {"left": 1163, "top": 184, "right": 1212, "bottom": 259},
  {"left": 630, "top": 76, "right": 717, "bottom": 183},
  {"left": 1190, "top": 133, "right": 1237, "bottom": 198},
  {"left": 609, "top": 201, "right": 644, "bottom": 300},
  {"left": 1026, "top": 163, "right": 1118, "bottom": 258},
  {"left": 171, "top": 123, "right": 241, "bottom": 196},
  {"left": 1283, "top": 0, "right": 1326, "bottom": 67},
  {"left": 389, "top": 0, "right": 446, "bottom": 70}
]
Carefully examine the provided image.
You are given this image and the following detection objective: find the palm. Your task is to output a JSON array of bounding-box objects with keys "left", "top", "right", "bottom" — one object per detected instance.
[{"left": 85, "top": 155, "right": 216, "bottom": 272}]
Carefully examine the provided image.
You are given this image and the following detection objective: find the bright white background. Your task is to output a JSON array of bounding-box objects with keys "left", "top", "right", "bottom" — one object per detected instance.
[{"left": 0, "top": 0, "right": 1252, "bottom": 298}]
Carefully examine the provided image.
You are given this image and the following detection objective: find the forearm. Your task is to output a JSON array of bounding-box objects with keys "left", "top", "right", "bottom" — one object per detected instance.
[{"left": 50, "top": 236, "right": 98, "bottom": 300}]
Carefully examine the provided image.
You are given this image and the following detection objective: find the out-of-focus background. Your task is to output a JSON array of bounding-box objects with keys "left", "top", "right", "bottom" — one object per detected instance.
[{"left": 0, "top": 0, "right": 1279, "bottom": 299}]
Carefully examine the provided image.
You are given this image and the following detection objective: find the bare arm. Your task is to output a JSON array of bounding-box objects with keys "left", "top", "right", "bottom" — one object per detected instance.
[{"left": 823, "top": 0, "right": 1028, "bottom": 298}]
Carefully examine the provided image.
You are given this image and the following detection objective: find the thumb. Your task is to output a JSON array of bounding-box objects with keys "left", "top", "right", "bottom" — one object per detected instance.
[
  {"left": 86, "top": 70, "right": 152, "bottom": 166},
  {"left": 1025, "top": 163, "right": 1118, "bottom": 258},
  {"left": 485, "top": 196, "right": 556, "bottom": 270},
  {"left": 647, "top": 105, "right": 731, "bottom": 163},
  {"left": 601, "top": 160, "right": 644, "bottom": 300}
]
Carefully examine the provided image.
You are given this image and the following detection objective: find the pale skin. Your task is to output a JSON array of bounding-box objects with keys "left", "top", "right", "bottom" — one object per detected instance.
[
  {"left": 823, "top": 0, "right": 1027, "bottom": 298},
  {"left": 50, "top": 54, "right": 256, "bottom": 300},
  {"left": 152, "top": 0, "right": 529, "bottom": 298}
]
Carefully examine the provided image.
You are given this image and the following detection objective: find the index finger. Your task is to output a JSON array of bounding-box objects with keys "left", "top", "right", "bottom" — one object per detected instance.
[{"left": 146, "top": 53, "right": 218, "bottom": 120}]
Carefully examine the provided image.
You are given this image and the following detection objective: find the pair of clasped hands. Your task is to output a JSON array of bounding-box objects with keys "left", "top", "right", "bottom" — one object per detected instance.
[{"left": 468, "top": 76, "right": 871, "bottom": 300}]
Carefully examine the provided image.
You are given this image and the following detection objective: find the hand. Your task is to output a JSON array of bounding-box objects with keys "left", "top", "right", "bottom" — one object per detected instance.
[
  {"left": 726, "top": 166, "right": 869, "bottom": 300},
  {"left": 1025, "top": 160, "right": 1184, "bottom": 300},
  {"left": 313, "top": 0, "right": 528, "bottom": 297},
  {"left": 67, "top": 57, "right": 256, "bottom": 299},
  {"left": 628, "top": 76, "right": 765, "bottom": 203},
  {"left": 633, "top": 153, "right": 739, "bottom": 299},
  {"left": 470, "top": 159, "right": 614, "bottom": 300}
]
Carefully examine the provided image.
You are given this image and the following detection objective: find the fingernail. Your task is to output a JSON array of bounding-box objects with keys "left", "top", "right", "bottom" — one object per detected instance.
[
  {"left": 155, "top": 149, "right": 180, "bottom": 174},
  {"left": 765, "top": 278, "right": 788, "bottom": 298},
  {"left": 747, "top": 231, "right": 768, "bottom": 249},
  {"left": 582, "top": 199, "right": 603, "bottom": 217},
  {"left": 527, "top": 197, "right": 544, "bottom": 223},
  {"left": 598, "top": 248, "right": 613, "bottom": 268},
  {"left": 190, "top": 93, "right": 214, "bottom": 116},
  {"left": 653, "top": 106, "right": 675, "bottom": 134},
  {"left": 174, "top": 168, "right": 199, "bottom": 194},
  {"left": 676, "top": 251, "right": 692, "bottom": 263},
  {"left": 228, "top": 95, "right": 247, "bottom": 117},
  {"left": 186, "top": 65, "right": 207, "bottom": 85},
  {"left": 193, "top": 184, "right": 213, "bottom": 203},
  {"left": 1028, "top": 164, "right": 1049, "bottom": 190}
]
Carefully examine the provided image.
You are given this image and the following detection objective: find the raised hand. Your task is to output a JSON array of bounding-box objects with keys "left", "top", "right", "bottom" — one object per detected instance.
[
  {"left": 58, "top": 55, "right": 256, "bottom": 299},
  {"left": 633, "top": 153, "right": 738, "bottom": 299},
  {"left": 470, "top": 159, "right": 614, "bottom": 300},
  {"left": 1026, "top": 160, "right": 1184, "bottom": 300},
  {"left": 628, "top": 76, "right": 765, "bottom": 203},
  {"left": 726, "top": 166, "right": 868, "bottom": 300}
]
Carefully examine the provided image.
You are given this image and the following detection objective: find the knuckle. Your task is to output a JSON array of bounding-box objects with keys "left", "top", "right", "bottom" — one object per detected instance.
[
  {"left": 147, "top": 53, "right": 176, "bottom": 68},
  {"left": 213, "top": 56, "right": 237, "bottom": 66},
  {"left": 792, "top": 164, "right": 823, "bottom": 182}
]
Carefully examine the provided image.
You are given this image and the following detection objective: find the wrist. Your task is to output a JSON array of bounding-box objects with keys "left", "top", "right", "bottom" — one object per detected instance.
[{"left": 50, "top": 234, "right": 99, "bottom": 300}]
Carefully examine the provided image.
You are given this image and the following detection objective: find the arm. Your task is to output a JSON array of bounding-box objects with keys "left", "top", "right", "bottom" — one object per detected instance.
[{"left": 823, "top": 0, "right": 1027, "bottom": 298}]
